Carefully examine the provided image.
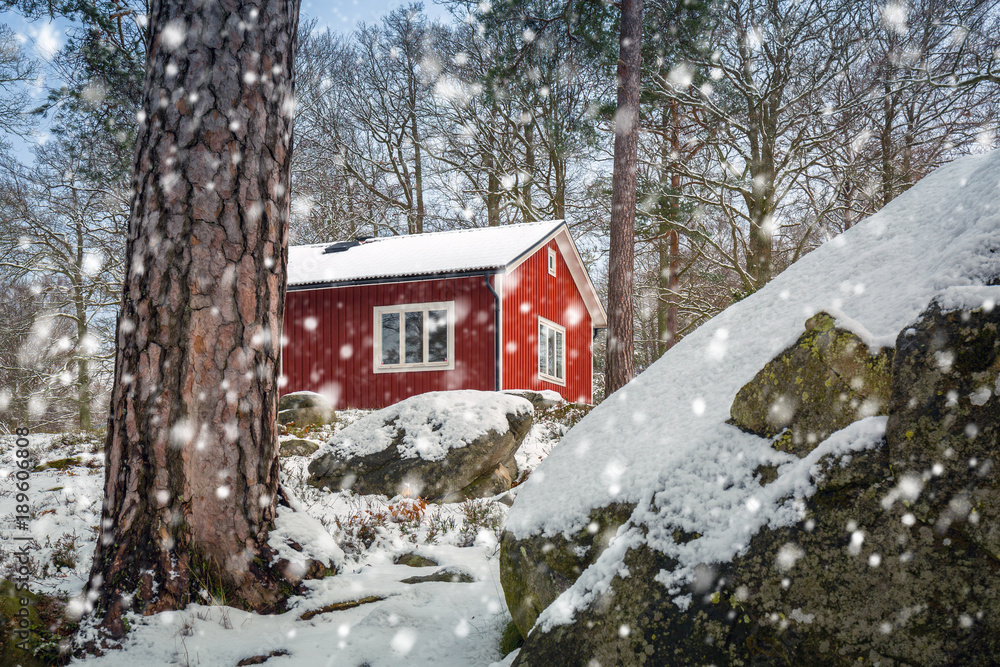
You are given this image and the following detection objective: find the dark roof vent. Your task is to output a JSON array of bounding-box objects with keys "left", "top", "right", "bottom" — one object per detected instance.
[
  {"left": 323, "top": 240, "right": 360, "bottom": 254},
  {"left": 355, "top": 235, "right": 373, "bottom": 243}
]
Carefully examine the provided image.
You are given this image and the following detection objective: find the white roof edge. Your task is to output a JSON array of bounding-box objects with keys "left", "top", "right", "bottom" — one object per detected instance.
[{"left": 504, "top": 221, "right": 608, "bottom": 329}]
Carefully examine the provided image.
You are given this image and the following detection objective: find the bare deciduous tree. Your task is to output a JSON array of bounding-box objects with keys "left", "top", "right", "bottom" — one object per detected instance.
[{"left": 0, "top": 144, "right": 127, "bottom": 429}]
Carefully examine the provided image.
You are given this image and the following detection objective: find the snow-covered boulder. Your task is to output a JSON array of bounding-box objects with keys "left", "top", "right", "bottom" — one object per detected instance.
[
  {"left": 278, "top": 391, "right": 335, "bottom": 427},
  {"left": 503, "top": 150, "right": 1000, "bottom": 664},
  {"left": 307, "top": 391, "right": 533, "bottom": 503}
]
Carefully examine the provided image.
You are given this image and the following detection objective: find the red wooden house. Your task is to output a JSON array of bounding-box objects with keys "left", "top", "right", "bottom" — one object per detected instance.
[{"left": 282, "top": 220, "right": 607, "bottom": 409}]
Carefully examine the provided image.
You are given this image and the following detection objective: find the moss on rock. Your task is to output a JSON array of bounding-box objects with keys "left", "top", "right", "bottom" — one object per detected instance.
[
  {"left": 500, "top": 502, "right": 636, "bottom": 640},
  {"left": 731, "top": 312, "right": 893, "bottom": 457},
  {"left": 0, "top": 579, "right": 72, "bottom": 666}
]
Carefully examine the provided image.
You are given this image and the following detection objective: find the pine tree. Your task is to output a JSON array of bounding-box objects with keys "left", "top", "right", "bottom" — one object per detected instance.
[{"left": 86, "top": 0, "right": 301, "bottom": 636}]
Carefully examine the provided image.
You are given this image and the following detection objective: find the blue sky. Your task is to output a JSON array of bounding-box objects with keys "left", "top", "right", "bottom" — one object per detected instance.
[
  {"left": 1, "top": 1, "right": 453, "bottom": 160},
  {"left": 303, "top": 0, "right": 451, "bottom": 32},
  {"left": 5, "top": 0, "right": 452, "bottom": 62}
]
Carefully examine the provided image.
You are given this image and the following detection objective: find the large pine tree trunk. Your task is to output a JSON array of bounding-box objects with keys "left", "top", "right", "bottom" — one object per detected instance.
[
  {"left": 87, "top": 0, "right": 300, "bottom": 637},
  {"left": 604, "top": 0, "right": 642, "bottom": 395}
]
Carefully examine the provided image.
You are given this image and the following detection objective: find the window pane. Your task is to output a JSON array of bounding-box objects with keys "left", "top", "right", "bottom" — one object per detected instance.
[
  {"left": 555, "top": 330, "right": 564, "bottom": 379},
  {"left": 381, "top": 313, "right": 400, "bottom": 365},
  {"left": 547, "top": 329, "right": 556, "bottom": 376},
  {"left": 539, "top": 325, "right": 548, "bottom": 376},
  {"left": 405, "top": 311, "right": 423, "bottom": 363},
  {"left": 428, "top": 309, "right": 448, "bottom": 362}
]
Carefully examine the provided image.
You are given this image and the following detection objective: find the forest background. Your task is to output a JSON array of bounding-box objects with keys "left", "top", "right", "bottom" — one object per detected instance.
[{"left": 0, "top": 0, "right": 997, "bottom": 433}]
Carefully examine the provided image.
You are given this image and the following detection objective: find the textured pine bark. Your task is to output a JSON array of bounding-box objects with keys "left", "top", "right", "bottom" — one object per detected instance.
[
  {"left": 88, "top": 0, "right": 300, "bottom": 637},
  {"left": 605, "top": 0, "right": 642, "bottom": 395}
]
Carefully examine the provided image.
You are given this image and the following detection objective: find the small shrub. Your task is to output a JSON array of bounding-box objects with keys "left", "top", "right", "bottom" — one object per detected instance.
[
  {"left": 499, "top": 618, "right": 524, "bottom": 657},
  {"left": 50, "top": 534, "right": 78, "bottom": 571},
  {"left": 389, "top": 497, "right": 426, "bottom": 522},
  {"left": 424, "top": 511, "right": 456, "bottom": 544},
  {"left": 458, "top": 499, "right": 504, "bottom": 547},
  {"left": 336, "top": 504, "right": 390, "bottom": 553},
  {"left": 335, "top": 497, "right": 428, "bottom": 553},
  {"left": 59, "top": 427, "right": 106, "bottom": 454}
]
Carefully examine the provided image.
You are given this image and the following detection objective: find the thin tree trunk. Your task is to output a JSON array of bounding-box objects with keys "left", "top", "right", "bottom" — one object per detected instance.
[
  {"left": 522, "top": 121, "right": 535, "bottom": 221},
  {"left": 87, "top": 0, "right": 300, "bottom": 637},
  {"left": 657, "top": 102, "right": 680, "bottom": 357},
  {"left": 485, "top": 148, "right": 501, "bottom": 226},
  {"left": 73, "top": 205, "right": 92, "bottom": 430},
  {"left": 554, "top": 152, "right": 566, "bottom": 221},
  {"left": 75, "top": 298, "right": 92, "bottom": 431},
  {"left": 880, "top": 80, "right": 896, "bottom": 206},
  {"left": 605, "top": 0, "right": 642, "bottom": 395},
  {"left": 411, "top": 112, "right": 425, "bottom": 234}
]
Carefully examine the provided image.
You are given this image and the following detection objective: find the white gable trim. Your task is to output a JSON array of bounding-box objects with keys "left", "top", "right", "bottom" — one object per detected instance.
[{"left": 495, "top": 272, "right": 504, "bottom": 390}]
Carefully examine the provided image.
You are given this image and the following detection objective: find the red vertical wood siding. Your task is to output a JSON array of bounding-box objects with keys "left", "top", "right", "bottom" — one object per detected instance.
[
  {"left": 502, "top": 240, "right": 593, "bottom": 403},
  {"left": 283, "top": 275, "right": 496, "bottom": 409}
]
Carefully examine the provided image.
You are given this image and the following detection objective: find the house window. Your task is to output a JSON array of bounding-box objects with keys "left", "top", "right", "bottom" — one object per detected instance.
[
  {"left": 373, "top": 301, "right": 455, "bottom": 373},
  {"left": 548, "top": 247, "right": 557, "bottom": 276},
  {"left": 538, "top": 317, "right": 566, "bottom": 385}
]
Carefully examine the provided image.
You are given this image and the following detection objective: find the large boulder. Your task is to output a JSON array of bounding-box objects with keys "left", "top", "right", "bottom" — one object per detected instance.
[
  {"left": 510, "top": 292, "right": 1000, "bottom": 666},
  {"left": 307, "top": 391, "right": 532, "bottom": 503},
  {"left": 277, "top": 391, "right": 335, "bottom": 427},
  {"left": 502, "top": 153, "right": 1000, "bottom": 665},
  {"left": 730, "top": 311, "right": 893, "bottom": 456}
]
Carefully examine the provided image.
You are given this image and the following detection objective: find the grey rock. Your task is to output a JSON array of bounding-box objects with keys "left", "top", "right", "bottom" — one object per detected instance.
[
  {"left": 400, "top": 567, "right": 475, "bottom": 584},
  {"left": 504, "top": 389, "right": 562, "bottom": 411},
  {"left": 500, "top": 502, "right": 636, "bottom": 640},
  {"left": 279, "top": 438, "right": 320, "bottom": 458},
  {"left": 308, "top": 394, "right": 532, "bottom": 503},
  {"left": 277, "top": 391, "right": 335, "bottom": 427},
  {"left": 393, "top": 552, "right": 439, "bottom": 568},
  {"left": 886, "top": 296, "right": 1000, "bottom": 559}
]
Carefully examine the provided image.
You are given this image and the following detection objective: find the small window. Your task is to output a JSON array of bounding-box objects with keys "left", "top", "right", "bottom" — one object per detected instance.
[
  {"left": 374, "top": 301, "right": 455, "bottom": 373},
  {"left": 547, "top": 247, "right": 557, "bottom": 276},
  {"left": 538, "top": 317, "right": 566, "bottom": 385}
]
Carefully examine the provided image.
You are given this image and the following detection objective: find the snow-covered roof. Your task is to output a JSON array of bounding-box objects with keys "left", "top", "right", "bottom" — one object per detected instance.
[
  {"left": 287, "top": 220, "right": 608, "bottom": 328},
  {"left": 288, "top": 220, "right": 564, "bottom": 286}
]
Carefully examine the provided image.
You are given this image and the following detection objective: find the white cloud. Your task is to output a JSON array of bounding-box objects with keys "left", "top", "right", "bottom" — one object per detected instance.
[{"left": 28, "top": 22, "right": 62, "bottom": 60}]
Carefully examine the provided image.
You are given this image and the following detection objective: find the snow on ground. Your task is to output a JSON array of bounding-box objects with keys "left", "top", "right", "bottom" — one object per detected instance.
[
  {"left": 505, "top": 150, "right": 1000, "bottom": 630},
  {"left": 0, "top": 399, "right": 577, "bottom": 665}
]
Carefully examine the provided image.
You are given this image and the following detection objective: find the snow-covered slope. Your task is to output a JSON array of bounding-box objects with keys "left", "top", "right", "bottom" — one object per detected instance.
[{"left": 505, "top": 150, "right": 1000, "bottom": 627}]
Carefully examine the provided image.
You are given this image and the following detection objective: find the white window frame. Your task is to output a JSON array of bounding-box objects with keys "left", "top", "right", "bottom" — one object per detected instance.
[
  {"left": 538, "top": 316, "right": 566, "bottom": 386},
  {"left": 547, "top": 247, "right": 557, "bottom": 276},
  {"left": 373, "top": 301, "right": 455, "bottom": 374}
]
